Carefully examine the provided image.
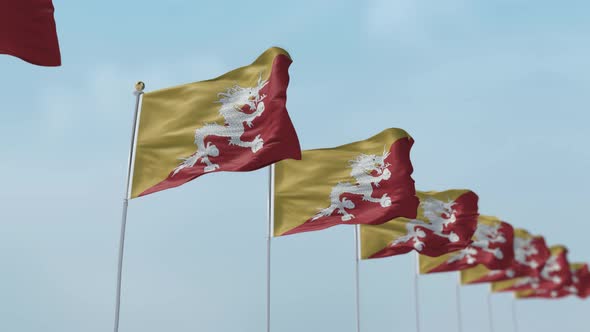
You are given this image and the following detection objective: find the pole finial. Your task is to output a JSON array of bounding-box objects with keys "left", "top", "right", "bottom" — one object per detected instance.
[{"left": 135, "top": 81, "right": 145, "bottom": 92}]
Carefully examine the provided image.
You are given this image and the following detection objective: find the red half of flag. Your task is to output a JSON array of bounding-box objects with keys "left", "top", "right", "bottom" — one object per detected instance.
[{"left": 0, "top": 0, "right": 61, "bottom": 66}]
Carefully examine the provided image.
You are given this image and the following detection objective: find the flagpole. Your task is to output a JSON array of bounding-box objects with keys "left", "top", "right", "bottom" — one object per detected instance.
[
  {"left": 487, "top": 293, "right": 494, "bottom": 332},
  {"left": 455, "top": 273, "right": 463, "bottom": 332},
  {"left": 354, "top": 225, "right": 361, "bottom": 332},
  {"left": 511, "top": 297, "right": 518, "bottom": 332},
  {"left": 266, "top": 164, "right": 275, "bottom": 332},
  {"left": 113, "top": 81, "right": 144, "bottom": 332},
  {"left": 413, "top": 253, "right": 421, "bottom": 332}
]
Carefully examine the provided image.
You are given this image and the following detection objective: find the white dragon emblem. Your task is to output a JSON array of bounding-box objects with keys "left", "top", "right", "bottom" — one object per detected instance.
[
  {"left": 528, "top": 268, "right": 579, "bottom": 297},
  {"left": 484, "top": 237, "right": 539, "bottom": 279},
  {"left": 390, "top": 198, "right": 460, "bottom": 251},
  {"left": 513, "top": 277, "right": 541, "bottom": 290},
  {"left": 173, "top": 74, "right": 269, "bottom": 174},
  {"left": 311, "top": 149, "right": 393, "bottom": 222},
  {"left": 446, "top": 223, "right": 506, "bottom": 265},
  {"left": 513, "top": 255, "right": 564, "bottom": 289},
  {"left": 564, "top": 273, "right": 581, "bottom": 295},
  {"left": 487, "top": 268, "right": 516, "bottom": 278},
  {"left": 539, "top": 255, "right": 564, "bottom": 284},
  {"left": 513, "top": 237, "right": 541, "bottom": 269}
]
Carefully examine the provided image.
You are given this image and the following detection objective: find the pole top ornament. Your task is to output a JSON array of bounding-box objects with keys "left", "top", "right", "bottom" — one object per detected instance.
[{"left": 135, "top": 81, "right": 145, "bottom": 92}]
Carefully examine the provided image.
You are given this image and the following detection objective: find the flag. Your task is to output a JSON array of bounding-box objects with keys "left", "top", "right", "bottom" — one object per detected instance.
[
  {"left": 360, "top": 190, "right": 478, "bottom": 259},
  {"left": 577, "top": 264, "right": 590, "bottom": 299},
  {"left": 460, "top": 229, "right": 550, "bottom": 284},
  {"left": 492, "top": 245, "right": 571, "bottom": 293},
  {"left": 0, "top": 0, "right": 61, "bottom": 66},
  {"left": 419, "top": 215, "right": 514, "bottom": 274},
  {"left": 580, "top": 266, "right": 590, "bottom": 299},
  {"left": 515, "top": 263, "right": 590, "bottom": 299},
  {"left": 273, "top": 128, "right": 419, "bottom": 236},
  {"left": 131, "top": 47, "right": 301, "bottom": 198}
]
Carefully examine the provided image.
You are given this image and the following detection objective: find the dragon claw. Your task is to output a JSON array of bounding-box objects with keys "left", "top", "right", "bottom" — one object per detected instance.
[
  {"left": 205, "top": 142, "right": 219, "bottom": 157},
  {"left": 204, "top": 164, "right": 220, "bottom": 172},
  {"left": 494, "top": 249, "right": 504, "bottom": 259},
  {"left": 380, "top": 194, "right": 392, "bottom": 207},
  {"left": 251, "top": 135, "right": 264, "bottom": 152},
  {"left": 341, "top": 199, "right": 355, "bottom": 209},
  {"left": 414, "top": 241, "right": 425, "bottom": 251},
  {"left": 341, "top": 214, "right": 355, "bottom": 222}
]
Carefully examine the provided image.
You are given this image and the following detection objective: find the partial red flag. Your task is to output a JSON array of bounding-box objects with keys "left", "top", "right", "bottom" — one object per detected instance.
[
  {"left": 460, "top": 229, "right": 550, "bottom": 284},
  {"left": 492, "top": 245, "right": 572, "bottom": 293},
  {"left": 579, "top": 266, "right": 590, "bottom": 299},
  {"left": 360, "top": 190, "right": 478, "bottom": 259},
  {"left": 516, "top": 263, "right": 590, "bottom": 299},
  {"left": 419, "top": 216, "right": 514, "bottom": 274},
  {"left": 0, "top": 0, "right": 61, "bottom": 66}
]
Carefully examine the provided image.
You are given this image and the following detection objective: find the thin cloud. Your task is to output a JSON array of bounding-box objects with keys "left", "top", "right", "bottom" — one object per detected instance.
[{"left": 362, "top": 0, "right": 470, "bottom": 44}]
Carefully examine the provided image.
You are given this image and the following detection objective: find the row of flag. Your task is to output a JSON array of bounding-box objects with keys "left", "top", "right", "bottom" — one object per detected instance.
[
  {"left": 126, "top": 47, "right": 588, "bottom": 301},
  {"left": 4, "top": 1, "right": 584, "bottom": 330}
]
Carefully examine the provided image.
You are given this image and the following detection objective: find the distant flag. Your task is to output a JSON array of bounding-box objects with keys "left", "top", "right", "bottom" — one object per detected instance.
[
  {"left": 580, "top": 267, "right": 590, "bottom": 299},
  {"left": 419, "top": 215, "right": 514, "bottom": 274},
  {"left": 515, "top": 263, "right": 590, "bottom": 299},
  {"left": 0, "top": 0, "right": 61, "bottom": 66},
  {"left": 130, "top": 47, "right": 301, "bottom": 198},
  {"left": 572, "top": 264, "right": 590, "bottom": 299},
  {"left": 461, "top": 229, "right": 550, "bottom": 284},
  {"left": 491, "top": 245, "right": 572, "bottom": 293},
  {"left": 273, "top": 128, "right": 419, "bottom": 236},
  {"left": 360, "top": 190, "right": 478, "bottom": 259}
]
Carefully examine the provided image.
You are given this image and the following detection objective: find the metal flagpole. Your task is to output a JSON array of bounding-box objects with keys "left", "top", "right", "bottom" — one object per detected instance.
[
  {"left": 413, "top": 253, "right": 421, "bottom": 332},
  {"left": 455, "top": 274, "right": 463, "bottom": 332},
  {"left": 266, "top": 164, "right": 275, "bottom": 332},
  {"left": 113, "top": 81, "right": 144, "bottom": 332},
  {"left": 354, "top": 225, "right": 361, "bottom": 332},
  {"left": 511, "top": 298, "right": 519, "bottom": 332},
  {"left": 487, "top": 293, "right": 494, "bottom": 332}
]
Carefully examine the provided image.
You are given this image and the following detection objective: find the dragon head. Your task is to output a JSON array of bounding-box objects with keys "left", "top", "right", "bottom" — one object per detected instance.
[
  {"left": 348, "top": 146, "right": 391, "bottom": 179},
  {"left": 475, "top": 223, "right": 506, "bottom": 244},
  {"left": 217, "top": 73, "right": 268, "bottom": 109},
  {"left": 421, "top": 198, "right": 456, "bottom": 222}
]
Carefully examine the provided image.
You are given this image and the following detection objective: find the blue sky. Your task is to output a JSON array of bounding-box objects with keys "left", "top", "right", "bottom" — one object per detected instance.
[{"left": 1, "top": 1, "right": 589, "bottom": 331}]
